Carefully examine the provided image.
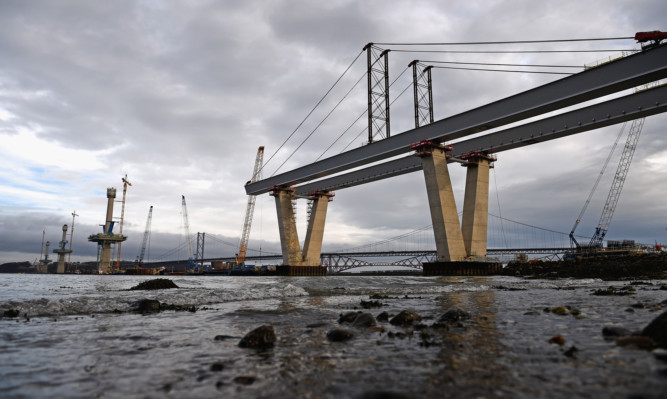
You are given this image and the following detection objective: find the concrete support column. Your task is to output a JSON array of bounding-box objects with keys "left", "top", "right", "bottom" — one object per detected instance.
[
  {"left": 100, "top": 244, "right": 112, "bottom": 274},
  {"left": 416, "top": 142, "right": 467, "bottom": 262},
  {"left": 302, "top": 192, "right": 333, "bottom": 266},
  {"left": 461, "top": 154, "right": 495, "bottom": 258},
  {"left": 54, "top": 224, "right": 71, "bottom": 274},
  {"left": 272, "top": 188, "right": 303, "bottom": 266}
]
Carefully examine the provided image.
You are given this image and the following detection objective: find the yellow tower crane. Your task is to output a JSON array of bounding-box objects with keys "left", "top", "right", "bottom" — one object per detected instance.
[{"left": 236, "top": 146, "right": 264, "bottom": 267}]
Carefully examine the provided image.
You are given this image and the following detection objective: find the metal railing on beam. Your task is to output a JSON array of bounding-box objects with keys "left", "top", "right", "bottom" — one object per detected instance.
[
  {"left": 293, "top": 83, "right": 667, "bottom": 195},
  {"left": 246, "top": 44, "right": 667, "bottom": 195}
]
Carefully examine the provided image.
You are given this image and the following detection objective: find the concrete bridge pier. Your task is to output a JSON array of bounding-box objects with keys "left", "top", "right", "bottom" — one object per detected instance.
[
  {"left": 302, "top": 191, "right": 334, "bottom": 266},
  {"left": 414, "top": 141, "right": 467, "bottom": 262},
  {"left": 272, "top": 187, "right": 332, "bottom": 275},
  {"left": 461, "top": 153, "right": 496, "bottom": 258}
]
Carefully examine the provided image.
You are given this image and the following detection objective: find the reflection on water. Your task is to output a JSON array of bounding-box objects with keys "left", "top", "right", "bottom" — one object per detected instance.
[{"left": 0, "top": 274, "right": 665, "bottom": 398}]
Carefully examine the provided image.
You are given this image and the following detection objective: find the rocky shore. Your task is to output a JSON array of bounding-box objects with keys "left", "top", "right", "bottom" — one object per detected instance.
[{"left": 501, "top": 252, "right": 667, "bottom": 280}]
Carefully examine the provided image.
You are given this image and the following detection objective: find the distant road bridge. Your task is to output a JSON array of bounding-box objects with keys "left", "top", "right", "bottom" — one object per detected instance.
[{"left": 243, "top": 42, "right": 667, "bottom": 273}]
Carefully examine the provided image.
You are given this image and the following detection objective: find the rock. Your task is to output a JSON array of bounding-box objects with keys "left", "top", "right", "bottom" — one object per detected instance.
[
  {"left": 210, "top": 363, "right": 224, "bottom": 372},
  {"left": 551, "top": 307, "right": 569, "bottom": 315},
  {"left": 641, "top": 310, "right": 667, "bottom": 348},
  {"left": 238, "top": 325, "right": 276, "bottom": 349},
  {"left": 376, "top": 312, "right": 389, "bottom": 322},
  {"left": 602, "top": 325, "right": 632, "bottom": 338},
  {"left": 616, "top": 336, "right": 656, "bottom": 350},
  {"left": 3, "top": 309, "right": 20, "bottom": 318},
  {"left": 389, "top": 310, "right": 422, "bottom": 326},
  {"left": 133, "top": 299, "right": 161, "bottom": 313},
  {"left": 214, "top": 335, "right": 236, "bottom": 341},
  {"left": 653, "top": 349, "right": 667, "bottom": 362},
  {"left": 369, "top": 294, "right": 389, "bottom": 299},
  {"left": 233, "top": 376, "right": 256, "bottom": 385},
  {"left": 437, "top": 307, "right": 470, "bottom": 323},
  {"left": 352, "top": 312, "right": 377, "bottom": 328},
  {"left": 548, "top": 335, "right": 565, "bottom": 346},
  {"left": 564, "top": 345, "right": 578, "bottom": 358},
  {"left": 129, "top": 279, "right": 178, "bottom": 291},
  {"left": 360, "top": 300, "right": 383, "bottom": 309},
  {"left": 326, "top": 328, "right": 355, "bottom": 342},
  {"left": 338, "top": 311, "right": 361, "bottom": 324}
]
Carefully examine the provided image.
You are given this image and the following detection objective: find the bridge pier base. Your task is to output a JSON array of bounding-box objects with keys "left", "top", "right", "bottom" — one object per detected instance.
[
  {"left": 461, "top": 154, "right": 495, "bottom": 258},
  {"left": 416, "top": 142, "right": 467, "bottom": 262}
]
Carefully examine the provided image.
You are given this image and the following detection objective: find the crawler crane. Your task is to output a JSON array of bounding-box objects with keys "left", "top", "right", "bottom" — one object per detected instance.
[
  {"left": 570, "top": 82, "right": 657, "bottom": 252},
  {"left": 236, "top": 146, "right": 264, "bottom": 267}
]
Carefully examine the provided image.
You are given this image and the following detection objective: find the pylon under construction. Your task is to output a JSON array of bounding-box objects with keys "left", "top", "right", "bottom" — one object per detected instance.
[
  {"left": 88, "top": 188, "right": 127, "bottom": 274},
  {"left": 53, "top": 224, "right": 72, "bottom": 274}
]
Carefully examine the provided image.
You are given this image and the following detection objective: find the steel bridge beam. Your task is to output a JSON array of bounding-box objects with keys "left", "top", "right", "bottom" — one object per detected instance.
[
  {"left": 293, "top": 83, "right": 667, "bottom": 195},
  {"left": 247, "top": 44, "right": 667, "bottom": 195}
]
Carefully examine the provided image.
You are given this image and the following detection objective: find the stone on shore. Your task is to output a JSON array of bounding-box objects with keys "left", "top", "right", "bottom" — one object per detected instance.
[
  {"left": 641, "top": 310, "right": 667, "bottom": 348},
  {"left": 338, "top": 311, "right": 361, "bottom": 324},
  {"left": 3, "top": 309, "right": 20, "bottom": 318},
  {"left": 602, "top": 325, "right": 632, "bottom": 338},
  {"left": 437, "top": 307, "right": 471, "bottom": 323},
  {"left": 389, "top": 310, "right": 421, "bottom": 326},
  {"left": 352, "top": 312, "right": 377, "bottom": 328},
  {"left": 129, "top": 279, "right": 179, "bottom": 291},
  {"left": 326, "top": 328, "right": 355, "bottom": 342},
  {"left": 133, "top": 299, "right": 161, "bottom": 313},
  {"left": 238, "top": 325, "right": 276, "bottom": 349}
]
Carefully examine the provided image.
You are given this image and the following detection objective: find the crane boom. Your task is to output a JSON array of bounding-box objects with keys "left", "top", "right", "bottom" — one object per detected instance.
[
  {"left": 137, "top": 206, "right": 153, "bottom": 266},
  {"left": 182, "top": 195, "right": 194, "bottom": 264},
  {"left": 569, "top": 122, "right": 627, "bottom": 248},
  {"left": 115, "top": 174, "right": 131, "bottom": 270},
  {"left": 589, "top": 107, "right": 650, "bottom": 247},
  {"left": 236, "top": 146, "right": 264, "bottom": 266}
]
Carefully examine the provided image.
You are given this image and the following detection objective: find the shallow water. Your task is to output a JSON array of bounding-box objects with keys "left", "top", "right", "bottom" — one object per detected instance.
[{"left": 0, "top": 274, "right": 665, "bottom": 398}]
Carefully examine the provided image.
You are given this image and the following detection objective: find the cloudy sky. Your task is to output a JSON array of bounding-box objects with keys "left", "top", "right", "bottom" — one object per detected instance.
[{"left": 1, "top": 0, "right": 666, "bottom": 265}]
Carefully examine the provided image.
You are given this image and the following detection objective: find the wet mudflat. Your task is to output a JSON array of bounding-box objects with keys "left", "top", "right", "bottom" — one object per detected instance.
[{"left": 0, "top": 274, "right": 666, "bottom": 398}]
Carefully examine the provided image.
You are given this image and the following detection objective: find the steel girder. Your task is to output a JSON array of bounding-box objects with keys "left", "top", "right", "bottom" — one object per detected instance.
[
  {"left": 246, "top": 44, "right": 667, "bottom": 195},
  {"left": 292, "top": 83, "right": 667, "bottom": 195}
]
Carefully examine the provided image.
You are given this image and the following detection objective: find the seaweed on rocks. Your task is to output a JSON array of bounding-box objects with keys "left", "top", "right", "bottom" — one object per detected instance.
[{"left": 129, "top": 278, "right": 178, "bottom": 291}]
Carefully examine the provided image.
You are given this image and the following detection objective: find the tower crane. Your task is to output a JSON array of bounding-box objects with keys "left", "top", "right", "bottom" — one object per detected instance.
[
  {"left": 181, "top": 195, "right": 195, "bottom": 272},
  {"left": 236, "top": 146, "right": 264, "bottom": 266},
  {"left": 115, "top": 174, "right": 131, "bottom": 270},
  {"left": 570, "top": 81, "right": 657, "bottom": 251},
  {"left": 137, "top": 206, "right": 153, "bottom": 266}
]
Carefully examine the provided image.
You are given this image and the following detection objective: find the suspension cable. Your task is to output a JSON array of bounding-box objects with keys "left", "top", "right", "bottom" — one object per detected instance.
[
  {"left": 259, "top": 49, "right": 364, "bottom": 175},
  {"left": 374, "top": 37, "right": 633, "bottom": 46},
  {"left": 422, "top": 60, "right": 584, "bottom": 68}
]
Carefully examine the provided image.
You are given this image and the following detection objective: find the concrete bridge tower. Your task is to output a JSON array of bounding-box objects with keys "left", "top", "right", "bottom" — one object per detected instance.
[
  {"left": 53, "top": 224, "right": 72, "bottom": 273},
  {"left": 88, "top": 188, "right": 127, "bottom": 274}
]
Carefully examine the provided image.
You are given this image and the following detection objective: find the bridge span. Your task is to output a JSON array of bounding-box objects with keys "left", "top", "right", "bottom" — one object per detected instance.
[{"left": 245, "top": 42, "right": 667, "bottom": 274}]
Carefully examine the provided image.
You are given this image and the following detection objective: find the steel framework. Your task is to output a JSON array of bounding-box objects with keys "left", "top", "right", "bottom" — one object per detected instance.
[
  {"left": 410, "top": 61, "right": 433, "bottom": 128},
  {"left": 365, "top": 43, "right": 391, "bottom": 143}
]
